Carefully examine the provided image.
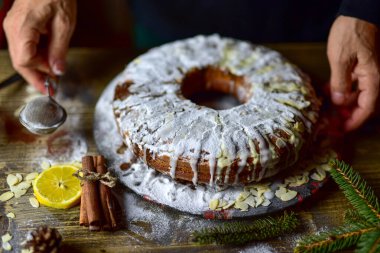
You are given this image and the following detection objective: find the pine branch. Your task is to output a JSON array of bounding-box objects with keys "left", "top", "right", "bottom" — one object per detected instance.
[
  {"left": 330, "top": 160, "right": 380, "bottom": 223},
  {"left": 356, "top": 229, "right": 380, "bottom": 253},
  {"left": 294, "top": 222, "right": 378, "bottom": 253},
  {"left": 192, "top": 211, "right": 299, "bottom": 245},
  {"left": 344, "top": 209, "right": 367, "bottom": 225}
]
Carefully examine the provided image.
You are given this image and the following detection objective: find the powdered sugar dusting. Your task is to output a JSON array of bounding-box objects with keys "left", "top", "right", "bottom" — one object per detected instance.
[
  {"left": 94, "top": 70, "right": 336, "bottom": 216},
  {"left": 112, "top": 35, "right": 321, "bottom": 185},
  {"left": 113, "top": 185, "right": 276, "bottom": 251}
]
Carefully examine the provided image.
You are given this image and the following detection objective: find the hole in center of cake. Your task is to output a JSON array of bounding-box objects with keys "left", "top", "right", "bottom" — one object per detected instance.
[{"left": 181, "top": 67, "right": 250, "bottom": 110}]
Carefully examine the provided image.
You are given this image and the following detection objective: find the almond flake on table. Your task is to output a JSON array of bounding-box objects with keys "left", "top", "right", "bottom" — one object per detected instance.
[
  {"left": 6, "top": 174, "right": 19, "bottom": 187},
  {"left": 2, "top": 241, "right": 12, "bottom": 251},
  {"left": 1, "top": 233, "right": 12, "bottom": 243},
  {"left": 6, "top": 212, "right": 15, "bottom": 219},
  {"left": 12, "top": 181, "right": 32, "bottom": 191},
  {"left": 25, "top": 172, "right": 39, "bottom": 181},
  {"left": 15, "top": 173, "right": 23, "bottom": 182},
  {"left": 29, "top": 197, "right": 40, "bottom": 208},
  {"left": 0, "top": 191, "right": 14, "bottom": 202},
  {"left": 14, "top": 189, "right": 27, "bottom": 198}
]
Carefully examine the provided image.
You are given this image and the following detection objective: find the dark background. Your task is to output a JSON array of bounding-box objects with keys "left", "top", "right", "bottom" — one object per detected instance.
[{"left": 0, "top": 0, "right": 343, "bottom": 49}]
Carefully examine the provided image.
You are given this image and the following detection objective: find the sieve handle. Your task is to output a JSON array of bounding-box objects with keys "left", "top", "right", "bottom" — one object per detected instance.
[{"left": 44, "top": 76, "right": 57, "bottom": 97}]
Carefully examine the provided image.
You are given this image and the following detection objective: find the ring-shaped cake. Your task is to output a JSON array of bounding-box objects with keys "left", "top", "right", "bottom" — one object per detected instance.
[{"left": 112, "top": 35, "right": 320, "bottom": 186}]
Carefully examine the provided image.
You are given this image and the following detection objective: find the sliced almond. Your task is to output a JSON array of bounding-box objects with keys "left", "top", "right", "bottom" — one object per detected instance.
[
  {"left": 236, "top": 191, "right": 250, "bottom": 202},
  {"left": 234, "top": 201, "right": 249, "bottom": 211},
  {"left": 15, "top": 173, "right": 23, "bottom": 182},
  {"left": 222, "top": 201, "right": 235, "bottom": 210},
  {"left": 10, "top": 181, "right": 31, "bottom": 193},
  {"left": 279, "top": 190, "right": 298, "bottom": 201},
  {"left": 17, "top": 181, "right": 32, "bottom": 190},
  {"left": 262, "top": 199, "right": 271, "bottom": 206},
  {"left": 6, "top": 174, "right": 19, "bottom": 187},
  {"left": 318, "top": 167, "right": 326, "bottom": 176},
  {"left": 255, "top": 196, "right": 264, "bottom": 207},
  {"left": 6, "top": 212, "right": 15, "bottom": 219},
  {"left": 311, "top": 168, "right": 326, "bottom": 181},
  {"left": 1, "top": 233, "right": 12, "bottom": 243},
  {"left": 289, "top": 174, "right": 308, "bottom": 187},
  {"left": 310, "top": 174, "right": 322, "bottom": 181},
  {"left": 0, "top": 192, "right": 14, "bottom": 202},
  {"left": 29, "top": 197, "right": 39, "bottom": 208},
  {"left": 249, "top": 189, "right": 258, "bottom": 196},
  {"left": 2, "top": 241, "right": 12, "bottom": 251},
  {"left": 275, "top": 187, "right": 287, "bottom": 198},
  {"left": 257, "top": 188, "right": 267, "bottom": 197},
  {"left": 209, "top": 199, "right": 219, "bottom": 210},
  {"left": 218, "top": 200, "right": 228, "bottom": 208},
  {"left": 14, "top": 189, "right": 27, "bottom": 198},
  {"left": 25, "top": 172, "right": 38, "bottom": 181},
  {"left": 244, "top": 195, "right": 256, "bottom": 207}
]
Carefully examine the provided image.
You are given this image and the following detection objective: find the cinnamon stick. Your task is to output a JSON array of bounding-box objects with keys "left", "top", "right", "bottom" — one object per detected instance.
[
  {"left": 95, "top": 155, "right": 119, "bottom": 230},
  {"left": 82, "top": 156, "right": 102, "bottom": 231},
  {"left": 79, "top": 190, "right": 88, "bottom": 226}
]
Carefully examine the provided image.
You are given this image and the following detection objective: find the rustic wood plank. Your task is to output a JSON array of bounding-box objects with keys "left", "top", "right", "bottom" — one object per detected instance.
[{"left": 0, "top": 46, "right": 379, "bottom": 253}]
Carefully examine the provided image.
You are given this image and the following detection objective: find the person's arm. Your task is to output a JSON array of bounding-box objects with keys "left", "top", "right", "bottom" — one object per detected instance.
[
  {"left": 2, "top": 0, "right": 77, "bottom": 94},
  {"left": 327, "top": 0, "right": 380, "bottom": 131}
]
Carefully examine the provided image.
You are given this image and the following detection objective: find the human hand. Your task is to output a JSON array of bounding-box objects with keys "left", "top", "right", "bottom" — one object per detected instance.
[
  {"left": 327, "top": 15, "right": 380, "bottom": 131},
  {"left": 3, "top": 0, "right": 77, "bottom": 94}
]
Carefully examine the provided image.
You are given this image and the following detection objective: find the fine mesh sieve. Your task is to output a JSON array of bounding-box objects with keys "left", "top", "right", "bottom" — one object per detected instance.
[{"left": 19, "top": 77, "right": 67, "bottom": 135}]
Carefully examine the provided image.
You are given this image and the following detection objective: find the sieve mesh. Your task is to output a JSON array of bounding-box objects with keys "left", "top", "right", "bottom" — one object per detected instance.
[{"left": 20, "top": 97, "right": 65, "bottom": 128}]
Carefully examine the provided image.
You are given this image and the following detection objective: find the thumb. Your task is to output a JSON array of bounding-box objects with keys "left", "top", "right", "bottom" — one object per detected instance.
[
  {"left": 329, "top": 58, "right": 354, "bottom": 105},
  {"left": 48, "top": 14, "right": 75, "bottom": 76}
]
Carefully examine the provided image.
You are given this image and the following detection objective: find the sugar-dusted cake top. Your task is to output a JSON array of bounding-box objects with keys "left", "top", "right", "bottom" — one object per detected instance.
[{"left": 113, "top": 35, "right": 320, "bottom": 185}]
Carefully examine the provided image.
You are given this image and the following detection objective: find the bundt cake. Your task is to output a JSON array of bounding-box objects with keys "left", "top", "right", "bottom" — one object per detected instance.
[{"left": 112, "top": 35, "right": 320, "bottom": 186}]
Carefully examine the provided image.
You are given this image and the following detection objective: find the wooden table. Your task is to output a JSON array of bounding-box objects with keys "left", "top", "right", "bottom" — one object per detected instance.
[{"left": 0, "top": 46, "right": 379, "bottom": 253}]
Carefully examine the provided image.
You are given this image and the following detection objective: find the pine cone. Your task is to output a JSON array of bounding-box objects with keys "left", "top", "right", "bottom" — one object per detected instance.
[{"left": 23, "top": 226, "right": 62, "bottom": 253}]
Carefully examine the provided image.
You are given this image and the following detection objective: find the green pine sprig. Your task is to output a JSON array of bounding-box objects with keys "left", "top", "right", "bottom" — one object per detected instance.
[
  {"left": 294, "top": 222, "right": 378, "bottom": 253},
  {"left": 343, "top": 209, "right": 367, "bottom": 224},
  {"left": 329, "top": 160, "right": 380, "bottom": 224},
  {"left": 356, "top": 229, "right": 380, "bottom": 253},
  {"left": 192, "top": 211, "right": 299, "bottom": 245},
  {"left": 294, "top": 159, "right": 380, "bottom": 253}
]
